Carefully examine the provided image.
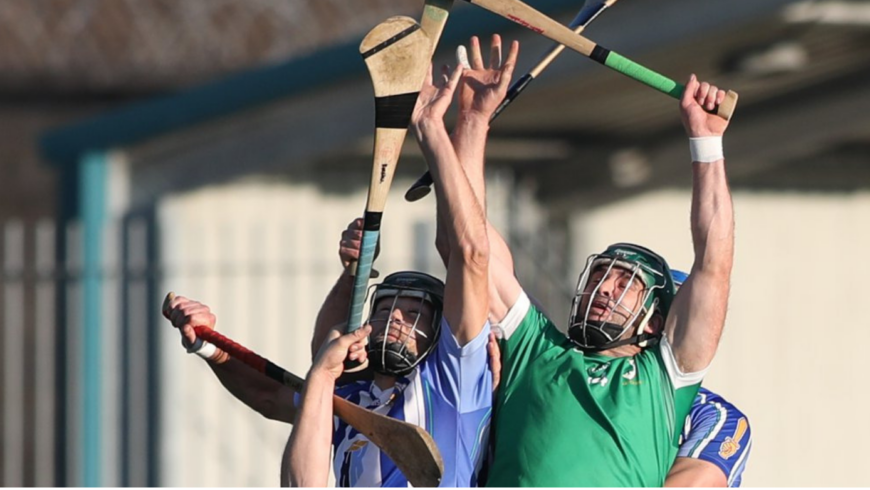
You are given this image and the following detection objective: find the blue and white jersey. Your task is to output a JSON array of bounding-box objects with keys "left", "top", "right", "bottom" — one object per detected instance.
[
  {"left": 332, "top": 319, "right": 493, "bottom": 487},
  {"left": 678, "top": 387, "right": 752, "bottom": 487}
]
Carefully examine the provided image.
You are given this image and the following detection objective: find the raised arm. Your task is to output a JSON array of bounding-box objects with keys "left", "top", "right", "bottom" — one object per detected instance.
[
  {"left": 282, "top": 326, "right": 370, "bottom": 487},
  {"left": 664, "top": 74, "right": 735, "bottom": 373},
  {"left": 310, "top": 273, "right": 352, "bottom": 360},
  {"left": 413, "top": 63, "right": 490, "bottom": 345},
  {"left": 162, "top": 294, "right": 296, "bottom": 423},
  {"left": 446, "top": 35, "right": 522, "bottom": 323}
]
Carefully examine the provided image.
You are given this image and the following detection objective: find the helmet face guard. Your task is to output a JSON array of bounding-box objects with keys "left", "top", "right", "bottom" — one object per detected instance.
[
  {"left": 568, "top": 243, "right": 675, "bottom": 352},
  {"left": 365, "top": 271, "right": 444, "bottom": 376}
]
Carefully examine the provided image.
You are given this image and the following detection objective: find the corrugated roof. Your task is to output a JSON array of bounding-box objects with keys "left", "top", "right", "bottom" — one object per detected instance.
[
  {"left": 0, "top": 0, "right": 421, "bottom": 94},
  {"left": 39, "top": 0, "right": 575, "bottom": 163}
]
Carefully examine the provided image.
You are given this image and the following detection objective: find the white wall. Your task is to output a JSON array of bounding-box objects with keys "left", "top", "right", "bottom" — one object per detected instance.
[{"left": 571, "top": 189, "right": 870, "bottom": 487}]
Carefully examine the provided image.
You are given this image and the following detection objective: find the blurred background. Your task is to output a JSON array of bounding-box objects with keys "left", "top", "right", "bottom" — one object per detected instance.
[{"left": 1, "top": 0, "right": 869, "bottom": 486}]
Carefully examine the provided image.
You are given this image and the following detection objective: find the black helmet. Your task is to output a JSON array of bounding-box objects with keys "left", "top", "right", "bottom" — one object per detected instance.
[
  {"left": 367, "top": 271, "right": 444, "bottom": 376},
  {"left": 567, "top": 243, "right": 676, "bottom": 352}
]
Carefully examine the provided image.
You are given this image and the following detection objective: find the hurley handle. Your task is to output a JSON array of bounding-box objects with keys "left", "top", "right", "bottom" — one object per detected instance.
[{"left": 194, "top": 326, "right": 305, "bottom": 391}]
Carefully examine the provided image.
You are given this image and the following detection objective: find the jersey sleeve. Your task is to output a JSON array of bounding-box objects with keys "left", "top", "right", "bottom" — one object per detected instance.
[
  {"left": 424, "top": 317, "right": 492, "bottom": 412},
  {"left": 678, "top": 394, "right": 753, "bottom": 487}
]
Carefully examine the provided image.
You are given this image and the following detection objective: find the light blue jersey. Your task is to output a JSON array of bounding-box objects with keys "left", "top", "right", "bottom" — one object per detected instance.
[
  {"left": 332, "top": 319, "right": 492, "bottom": 487},
  {"left": 679, "top": 387, "right": 752, "bottom": 487}
]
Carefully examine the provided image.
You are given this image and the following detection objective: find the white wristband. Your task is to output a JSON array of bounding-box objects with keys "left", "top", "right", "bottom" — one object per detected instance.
[{"left": 689, "top": 136, "right": 724, "bottom": 163}]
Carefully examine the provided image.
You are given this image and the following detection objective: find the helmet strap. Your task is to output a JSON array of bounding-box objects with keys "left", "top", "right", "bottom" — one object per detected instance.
[{"left": 634, "top": 298, "right": 658, "bottom": 348}]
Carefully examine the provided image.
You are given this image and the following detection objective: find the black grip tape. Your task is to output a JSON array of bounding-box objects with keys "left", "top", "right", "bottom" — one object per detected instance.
[
  {"left": 363, "top": 211, "right": 383, "bottom": 231},
  {"left": 374, "top": 93, "right": 419, "bottom": 129},
  {"left": 492, "top": 74, "right": 533, "bottom": 122},
  {"left": 590, "top": 45, "right": 610, "bottom": 65},
  {"left": 265, "top": 362, "right": 287, "bottom": 386}
]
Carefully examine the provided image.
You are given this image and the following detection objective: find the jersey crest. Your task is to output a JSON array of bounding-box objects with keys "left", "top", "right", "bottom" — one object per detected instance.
[
  {"left": 622, "top": 358, "right": 640, "bottom": 385},
  {"left": 587, "top": 361, "right": 611, "bottom": 386},
  {"left": 585, "top": 357, "right": 642, "bottom": 387},
  {"left": 347, "top": 440, "right": 369, "bottom": 452},
  {"left": 718, "top": 417, "right": 748, "bottom": 459}
]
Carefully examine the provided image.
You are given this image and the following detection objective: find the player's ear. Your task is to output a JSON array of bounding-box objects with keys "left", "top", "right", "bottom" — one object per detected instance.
[{"left": 645, "top": 313, "right": 664, "bottom": 335}]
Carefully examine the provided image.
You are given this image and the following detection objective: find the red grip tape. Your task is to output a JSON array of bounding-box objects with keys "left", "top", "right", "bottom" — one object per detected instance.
[{"left": 193, "top": 326, "right": 268, "bottom": 374}]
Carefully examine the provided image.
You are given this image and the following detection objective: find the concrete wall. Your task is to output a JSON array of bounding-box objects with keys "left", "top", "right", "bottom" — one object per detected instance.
[{"left": 571, "top": 189, "right": 870, "bottom": 487}]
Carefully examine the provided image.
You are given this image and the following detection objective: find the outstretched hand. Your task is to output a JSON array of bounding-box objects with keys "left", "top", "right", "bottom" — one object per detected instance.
[
  {"left": 457, "top": 34, "right": 519, "bottom": 119},
  {"left": 680, "top": 74, "right": 730, "bottom": 138},
  {"left": 312, "top": 325, "right": 371, "bottom": 381},
  {"left": 412, "top": 62, "right": 462, "bottom": 131}
]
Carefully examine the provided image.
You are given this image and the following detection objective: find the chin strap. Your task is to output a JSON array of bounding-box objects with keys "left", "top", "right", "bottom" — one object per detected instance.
[{"left": 574, "top": 332, "right": 660, "bottom": 353}]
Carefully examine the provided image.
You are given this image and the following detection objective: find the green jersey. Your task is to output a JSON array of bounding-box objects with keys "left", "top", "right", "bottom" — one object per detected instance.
[{"left": 487, "top": 293, "right": 703, "bottom": 487}]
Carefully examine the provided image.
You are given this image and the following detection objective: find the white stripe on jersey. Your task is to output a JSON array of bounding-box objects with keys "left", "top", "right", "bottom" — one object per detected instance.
[
  {"left": 403, "top": 369, "right": 425, "bottom": 435},
  {"left": 659, "top": 336, "right": 708, "bottom": 390},
  {"left": 689, "top": 401, "right": 728, "bottom": 458},
  {"left": 496, "top": 291, "right": 530, "bottom": 340},
  {"left": 728, "top": 437, "right": 752, "bottom": 486}
]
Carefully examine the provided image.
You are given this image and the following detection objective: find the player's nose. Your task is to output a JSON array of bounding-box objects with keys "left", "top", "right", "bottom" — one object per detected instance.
[
  {"left": 389, "top": 310, "right": 403, "bottom": 324},
  {"left": 597, "top": 280, "right": 615, "bottom": 296},
  {"left": 389, "top": 313, "right": 416, "bottom": 334}
]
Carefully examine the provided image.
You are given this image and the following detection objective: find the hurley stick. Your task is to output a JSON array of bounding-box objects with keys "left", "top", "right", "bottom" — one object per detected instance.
[
  {"left": 396, "top": 1, "right": 453, "bottom": 204},
  {"left": 344, "top": 17, "right": 432, "bottom": 372},
  {"left": 191, "top": 325, "right": 444, "bottom": 487},
  {"left": 463, "top": 0, "right": 738, "bottom": 117},
  {"left": 405, "top": 0, "right": 621, "bottom": 202},
  {"left": 421, "top": 0, "right": 455, "bottom": 55}
]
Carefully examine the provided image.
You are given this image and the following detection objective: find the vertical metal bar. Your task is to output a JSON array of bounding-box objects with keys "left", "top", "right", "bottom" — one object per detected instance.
[
  {"left": 145, "top": 210, "right": 162, "bottom": 486},
  {"left": 120, "top": 218, "right": 131, "bottom": 487},
  {"left": 2, "top": 221, "right": 25, "bottom": 487},
  {"left": 80, "top": 152, "right": 108, "bottom": 487},
  {"left": 52, "top": 164, "right": 78, "bottom": 487},
  {"left": 34, "top": 220, "right": 57, "bottom": 486},
  {"left": 101, "top": 220, "right": 120, "bottom": 486},
  {"left": 65, "top": 221, "right": 83, "bottom": 486},
  {"left": 124, "top": 218, "right": 149, "bottom": 486}
]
